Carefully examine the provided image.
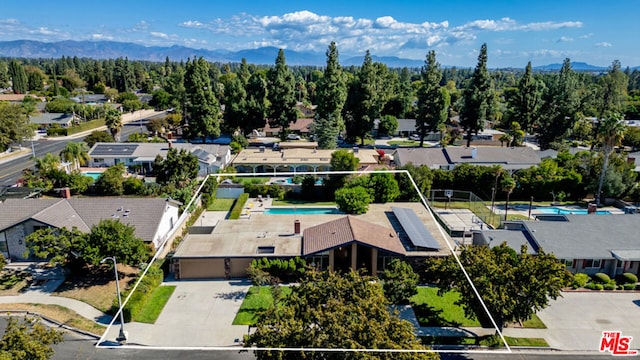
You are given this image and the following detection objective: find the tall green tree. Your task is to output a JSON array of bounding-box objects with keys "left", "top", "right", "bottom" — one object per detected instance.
[
  {"left": 459, "top": 44, "right": 493, "bottom": 147},
  {"left": 595, "top": 113, "right": 626, "bottom": 205},
  {"left": 538, "top": 58, "right": 580, "bottom": 149},
  {"left": 244, "top": 270, "right": 437, "bottom": 360},
  {"left": 0, "top": 60, "right": 10, "bottom": 89},
  {"left": 266, "top": 49, "right": 298, "bottom": 140},
  {"left": 184, "top": 57, "right": 221, "bottom": 140},
  {"left": 0, "top": 101, "right": 33, "bottom": 152},
  {"left": 424, "top": 243, "right": 569, "bottom": 332},
  {"left": 95, "top": 163, "right": 126, "bottom": 195},
  {"left": 507, "top": 62, "right": 544, "bottom": 134},
  {"left": 383, "top": 259, "right": 419, "bottom": 304},
  {"left": 222, "top": 76, "right": 247, "bottom": 133},
  {"left": 315, "top": 42, "right": 348, "bottom": 149},
  {"left": 8, "top": 60, "right": 28, "bottom": 94},
  {"left": 598, "top": 60, "right": 628, "bottom": 119},
  {"left": 244, "top": 72, "right": 268, "bottom": 136},
  {"left": 416, "top": 51, "right": 447, "bottom": 147},
  {"left": 83, "top": 130, "right": 114, "bottom": 148},
  {"left": 345, "top": 50, "right": 383, "bottom": 145},
  {"left": 0, "top": 317, "right": 64, "bottom": 360}
]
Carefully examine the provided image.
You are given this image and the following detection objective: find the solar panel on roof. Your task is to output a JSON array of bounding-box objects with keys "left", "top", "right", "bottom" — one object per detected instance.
[
  {"left": 91, "top": 144, "right": 138, "bottom": 156},
  {"left": 392, "top": 206, "right": 441, "bottom": 250}
]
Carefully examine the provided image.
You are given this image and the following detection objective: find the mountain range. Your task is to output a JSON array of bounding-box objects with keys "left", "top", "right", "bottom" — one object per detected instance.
[{"left": 0, "top": 40, "right": 634, "bottom": 71}]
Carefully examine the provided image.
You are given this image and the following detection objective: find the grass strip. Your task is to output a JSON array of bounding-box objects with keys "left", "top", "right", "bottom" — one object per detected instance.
[{"left": 133, "top": 285, "right": 176, "bottom": 323}]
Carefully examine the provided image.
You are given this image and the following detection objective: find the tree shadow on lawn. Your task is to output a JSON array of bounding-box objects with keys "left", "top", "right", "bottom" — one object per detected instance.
[
  {"left": 54, "top": 266, "right": 136, "bottom": 291},
  {"left": 411, "top": 303, "right": 462, "bottom": 327}
]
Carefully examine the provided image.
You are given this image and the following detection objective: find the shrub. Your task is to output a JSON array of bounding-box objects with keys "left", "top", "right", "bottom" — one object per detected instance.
[
  {"left": 229, "top": 193, "right": 249, "bottom": 220},
  {"left": 622, "top": 273, "right": 638, "bottom": 284},
  {"left": 593, "top": 273, "right": 611, "bottom": 284},
  {"left": 624, "top": 283, "right": 636, "bottom": 290},
  {"left": 584, "top": 282, "right": 597, "bottom": 290},
  {"left": 118, "top": 263, "right": 164, "bottom": 322},
  {"left": 594, "top": 284, "right": 604, "bottom": 291},
  {"left": 603, "top": 283, "right": 616, "bottom": 290},
  {"left": 572, "top": 273, "right": 590, "bottom": 289},
  {"left": 250, "top": 257, "right": 307, "bottom": 283}
]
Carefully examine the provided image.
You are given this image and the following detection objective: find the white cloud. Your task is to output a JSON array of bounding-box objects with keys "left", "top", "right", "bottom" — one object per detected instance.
[
  {"left": 580, "top": 33, "right": 594, "bottom": 39},
  {"left": 132, "top": 21, "right": 149, "bottom": 32},
  {"left": 596, "top": 42, "right": 612, "bottom": 47},
  {"left": 558, "top": 36, "right": 574, "bottom": 42},
  {"left": 150, "top": 31, "right": 170, "bottom": 39},
  {"left": 91, "top": 33, "right": 114, "bottom": 40}
]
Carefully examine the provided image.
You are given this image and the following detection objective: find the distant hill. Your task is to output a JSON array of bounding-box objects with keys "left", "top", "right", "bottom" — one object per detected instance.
[
  {"left": 533, "top": 61, "right": 607, "bottom": 72},
  {"left": 0, "top": 40, "right": 636, "bottom": 70}
]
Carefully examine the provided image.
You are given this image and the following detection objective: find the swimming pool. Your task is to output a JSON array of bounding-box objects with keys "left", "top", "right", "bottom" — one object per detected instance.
[
  {"left": 82, "top": 172, "right": 103, "bottom": 180},
  {"left": 264, "top": 207, "right": 342, "bottom": 215},
  {"left": 272, "top": 177, "right": 324, "bottom": 185},
  {"left": 535, "top": 207, "right": 611, "bottom": 215}
]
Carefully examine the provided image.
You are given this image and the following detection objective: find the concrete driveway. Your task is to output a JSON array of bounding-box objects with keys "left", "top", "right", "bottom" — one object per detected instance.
[
  {"left": 536, "top": 291, "right": 640, "bottom": 351},
  {"left": 101, "top": 279, "right": 252, "bottom": 347}
]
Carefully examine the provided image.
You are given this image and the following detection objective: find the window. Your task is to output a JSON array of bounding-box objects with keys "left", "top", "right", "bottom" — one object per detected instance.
[
  {"left": 256, "top": 246, "right": 275, "bottom": 254},
  {"left": 562, "top": 259, "right": 573, "bottom": 267},
  {"left": 584, "top": 259, "right": 601, "bottom": 268}
]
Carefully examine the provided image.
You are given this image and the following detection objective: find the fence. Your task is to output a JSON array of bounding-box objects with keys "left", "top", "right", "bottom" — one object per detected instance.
[{"left": 427, "top": 189, "right": 501, "bottom": 236}]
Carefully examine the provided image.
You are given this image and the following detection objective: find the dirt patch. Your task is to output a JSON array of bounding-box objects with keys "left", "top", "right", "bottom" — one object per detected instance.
[
  {"left": 0, "top": 303, "right": 105, "bottom": 335},
  {"left": 53, "top": 265, "right": 139, "bottom": 313}
]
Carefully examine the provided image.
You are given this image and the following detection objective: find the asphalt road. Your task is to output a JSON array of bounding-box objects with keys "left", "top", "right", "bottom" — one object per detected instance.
[{"left": 0, "top": 117, "right": 156, "bottom": 188}]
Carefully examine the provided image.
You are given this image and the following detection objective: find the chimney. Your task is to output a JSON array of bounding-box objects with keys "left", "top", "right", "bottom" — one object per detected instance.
[
  {"left": 294, "top": 220, "right": 301, "bottom": 234},
  {"left": 471, "top": 147, "right": 477, "bottom": 159},
  {"left": 60, "top": 187, "right": 71, "bottom": 199}
]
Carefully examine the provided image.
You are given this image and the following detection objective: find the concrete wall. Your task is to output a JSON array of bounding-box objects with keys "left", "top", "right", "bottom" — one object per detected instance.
[{"left": 152, "top": 204, "right": 180, "bottom": 249}]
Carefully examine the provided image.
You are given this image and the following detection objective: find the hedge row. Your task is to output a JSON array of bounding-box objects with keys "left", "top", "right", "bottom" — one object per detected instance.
[
  {"left": 573, "top": 272, "right": 639, "bottom": 291},
  {"left": 117, "top": 262, "right": 165, "bottom": 322},
  {"left": 46, "top": 119, "right": 106, "bottom": 137},
  {"left": 228, "top": 193, "right": 249, "bottom": 220}
]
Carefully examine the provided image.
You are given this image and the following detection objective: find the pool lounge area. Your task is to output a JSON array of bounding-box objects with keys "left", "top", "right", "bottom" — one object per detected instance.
[
  {"left": 534, "top": 207, "right": 612, "bottom": 215},
  {"left": 264, "top": 207, "right": 342, "bottom": 215}
]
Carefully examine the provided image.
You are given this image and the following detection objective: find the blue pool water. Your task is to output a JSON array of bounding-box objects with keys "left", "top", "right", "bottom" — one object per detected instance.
[
  {"left": 536, "top": 207, "right": 611, "bottom": 215},
  {"left": 272, "top": 177, "right": 324, "bottom": 185},
  {"left": 264, "top": 207, "right": 342, "bottom": 215},
  {"left": 82, "top": 172, "right": 103, "bottom": 180}
]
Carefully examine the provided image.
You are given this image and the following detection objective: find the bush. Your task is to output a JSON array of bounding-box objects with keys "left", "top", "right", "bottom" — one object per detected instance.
[
  {"left": 594, "top": 283, "right": 604, "bottom": 291},
  {"left": 622, "top": 272, "right": 638, "bottom": 284},
  {"left": 229, "top": 193, "right": 249, "bottom": 220},
  {"left": 584, "top": 282, "right": 597, "bottom": 290},
  {"left": 572, "top": 273, "right": 590, "bottom": 289},
  {"left": 123, "top": 177, "right": 145, "bottom": 195},
  {"left": 46, "top": 127, "right": 68, "bottom": 136},
  {"left": 118, "top": 263, "right": 164, "bottom": 322},
  {"left": 603, "top": 283, "right": 617, "bottom": 290},
  {"left": 624, "top": 283, "right": 636, "bottom": 290},
  {"left": 244, "top": 184, "right": 286, "bottom": 200},
  {"left": 250, "top": 257, "right": 307, "bottom": 283},
  {"left": 593, "top": 273, "right": 611, "bottom": 284}
]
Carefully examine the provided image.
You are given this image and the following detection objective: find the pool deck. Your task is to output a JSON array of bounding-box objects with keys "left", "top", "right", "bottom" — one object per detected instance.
[{"left": 492, "top": 204, "right": 625, "bottom": 217}]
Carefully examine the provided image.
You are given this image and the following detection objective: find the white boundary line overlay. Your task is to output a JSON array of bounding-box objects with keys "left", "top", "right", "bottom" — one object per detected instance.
[{"left": 95, "top": 169, "right": 512, "bottom": 353}]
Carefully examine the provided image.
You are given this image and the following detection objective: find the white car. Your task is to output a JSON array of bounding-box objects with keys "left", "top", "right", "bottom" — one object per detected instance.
[
  {"left": 410, "top": 134, "right": 421, "bottom": 141},
  {"left": 287, "top": 134, "right": 301, "bottom": 140}
]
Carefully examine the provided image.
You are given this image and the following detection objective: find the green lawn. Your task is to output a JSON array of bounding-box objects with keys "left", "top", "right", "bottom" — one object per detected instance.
[
  {"left": 237, "top": 177, "right": 270, "bottom": 185},
  {"left": 410, "top": 287, "right": 481, "bottom": 327},
  {"left": 133, "top": 285, "right": 176, "bottom": 324},
  {"left": 520, "top": 314, "right": 547, "bottom": 329},
  {"left": 233, "top": 286, "right": 293, "bottom": 325},
  {"left": 272, "top": 199, "right": 337, "bottom": 206},
  {"left": 422, "top": 335, "right": 548, "bottom": 347},
  {"left": 207, "top": 198, "right": 236, "bottom": 211}
]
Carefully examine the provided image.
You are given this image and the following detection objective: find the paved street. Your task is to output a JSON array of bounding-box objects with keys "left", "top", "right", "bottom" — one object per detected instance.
[{"left": 0, "top": 110, "right": 165, "bottom": 187}]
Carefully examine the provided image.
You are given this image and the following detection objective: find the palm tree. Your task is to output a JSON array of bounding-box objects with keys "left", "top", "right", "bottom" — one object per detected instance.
[
  {"left": 501, "top": 174, "right": 516, "bottom": 221},
  {"left": 104, "top": 106, "right": 122, "bottom": 141},
  {"left": 60, "top": 142, "right": 90, "bottom": 171},
  {"left": 35, "top": 153, "right": 61, "bottom": 175},
  {"left": 498, "top": 134, "right": 512, "bottom": 147},
  {"left": 595, "top": 112, "right": 626, "bottom": 206}
]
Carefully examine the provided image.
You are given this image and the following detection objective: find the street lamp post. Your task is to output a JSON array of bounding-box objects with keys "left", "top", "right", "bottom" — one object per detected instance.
[{"left": 100, "top": 256, "right": 127, "bottom": 344}]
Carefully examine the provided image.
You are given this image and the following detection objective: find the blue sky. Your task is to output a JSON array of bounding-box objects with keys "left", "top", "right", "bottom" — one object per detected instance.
[{"left": 0, "top": 0, "right": 637, "bottom": 67}]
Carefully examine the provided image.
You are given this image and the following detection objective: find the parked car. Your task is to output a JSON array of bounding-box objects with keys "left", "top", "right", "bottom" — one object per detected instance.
[
  {"left": 410, "top": 134, "right": 421, "bottom": 141},
  {"left": 287, "top": 134, "right": 301, "bottom": 140}
]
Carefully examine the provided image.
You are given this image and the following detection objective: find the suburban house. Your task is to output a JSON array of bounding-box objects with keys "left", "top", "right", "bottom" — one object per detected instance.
[
  {"left": 232, "top": 147, "right": 381, "bottom": 173},
  {"left": 88, "top": 142, "right": 232, "bottom": 176},
  {"left": 0, "top": 197, "right": 180, "bottom": 261},
  {"left": 70, "top": 94, "right": 108, "bottom": 104},
  {"left": 627, "top": 151, "right": 640, "bottom": 173},
  {"left": 172, "top": 203, "right": 450, "bottom": 279},
  {"left": 472, "top": 214, "right": 640, "bottom": 277},
  {"left": 29, "top": 113, "right": 80, "bottom": 129},
  {"left": 262, "top": 118, "right": 314, "bottom": 138},
  {"left": 393, "top": 146, "right": 541, "bottom": 171}
]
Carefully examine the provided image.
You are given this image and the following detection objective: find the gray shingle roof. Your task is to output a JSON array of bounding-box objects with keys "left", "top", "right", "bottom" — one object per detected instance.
[
  {"left": 89, "top": 142, "right": 229, "bottom": 167},
  {"left": 0, "top": 197, "right": 176, "bottom": 243},
  {"left": 29, "top": 113, "right": 74, "bottom": 125},
  {"left": 393, "top": 146, "right": 541, "bottom": 169}
]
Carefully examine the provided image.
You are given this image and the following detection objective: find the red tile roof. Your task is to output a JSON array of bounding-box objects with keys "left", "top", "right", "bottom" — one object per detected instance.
[{"left": 302, "top": 216, "right": 405, "bottom": 255}]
